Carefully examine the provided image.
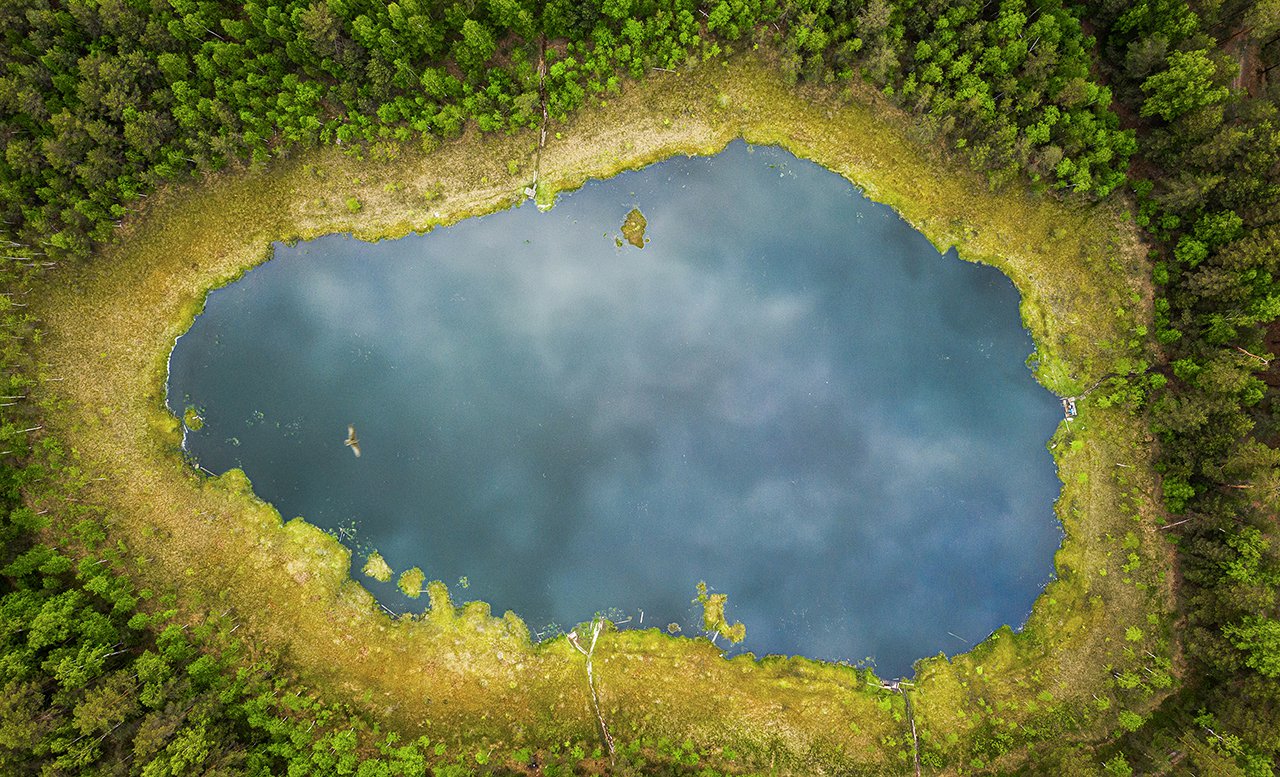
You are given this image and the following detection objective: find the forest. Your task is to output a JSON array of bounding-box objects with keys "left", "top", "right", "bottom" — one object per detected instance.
[{"left": 0, "top": 0, "right": 1277, "bottom": 772}]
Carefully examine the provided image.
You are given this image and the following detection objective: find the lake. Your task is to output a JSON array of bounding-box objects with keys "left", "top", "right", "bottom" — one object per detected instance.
[{"left": 167, "top": 141, "right": 1063, "bottom": 678}]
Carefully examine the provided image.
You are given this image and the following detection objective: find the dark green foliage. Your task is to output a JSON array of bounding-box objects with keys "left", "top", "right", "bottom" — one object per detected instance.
[
  {"left": 0, "top": 0, "right": 548, "bottom": 264},
  {"left": 0, "top": 472, "right": 355, "bottom": 774},
  {"left": 0, "top": 0, "right": 1131, "bottom": 271},
  {"left": 772, "top": 0, "right": 1136, "bottom": 195},
  {"left": 0, "top": 0, "right": 1276, "bottom": 772},
  {"left": 1082, "top": 0, "right": 1280, "bottom": 770}
]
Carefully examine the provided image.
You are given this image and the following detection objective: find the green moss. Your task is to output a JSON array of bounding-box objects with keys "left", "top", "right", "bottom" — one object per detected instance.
[
  {"left": 182, "top": 405, "right": 204, "bottom": 431},
  {"left": 397, "top": 567, "right": 425, "bottom": 598},
  {"left": 362, "top": 551, "right": 393, "bottom": 583}
]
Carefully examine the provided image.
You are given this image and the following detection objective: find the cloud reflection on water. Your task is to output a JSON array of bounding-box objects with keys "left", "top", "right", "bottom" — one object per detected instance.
[{"left": 169, "top": 142, "right": 1062, "bottom": 678}]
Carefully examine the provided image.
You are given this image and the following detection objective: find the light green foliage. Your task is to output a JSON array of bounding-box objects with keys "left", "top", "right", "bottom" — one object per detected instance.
[
  {"left": 775, "top": 0, "right": 1135, "bottom": 195},
  {"left": 1161, "top": 476, "right": 1196, "bottom": 513},
  {"left": 1222, "top": 527, "right": 1277, "bottom": 585},
  {"left": 454, "top": 19, "right": 496, "bottom": 75},
  {"left": 1116, "top": 709, "right": 1145, "bottom": 732},
  {"left": 346, "top": 197, "right": 362, "bottom": 213},
  {"left": 1139, "top": 50, "right": 1230, "bottom": 121},
  {"left": 0, "top": 485, "right": 456, "bottom": 775},
  {"left": 1224, "top": 617, "right": 1280, "bottom": 678}
]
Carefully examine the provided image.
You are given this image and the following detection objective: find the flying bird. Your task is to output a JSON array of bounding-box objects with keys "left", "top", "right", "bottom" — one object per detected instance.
[{"left": 344, "top": 425, "right": 361, "bottom": 457}]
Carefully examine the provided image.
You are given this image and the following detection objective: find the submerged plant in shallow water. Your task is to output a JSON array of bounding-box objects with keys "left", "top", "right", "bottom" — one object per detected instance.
[{"left": 695, "top": 581, "right": 746, "bottom": 644}]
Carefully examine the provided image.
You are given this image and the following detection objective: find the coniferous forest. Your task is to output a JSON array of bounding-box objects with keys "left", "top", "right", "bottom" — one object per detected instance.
[{"left": 0, "top": 0, "right": 1278, "bottom": 773}]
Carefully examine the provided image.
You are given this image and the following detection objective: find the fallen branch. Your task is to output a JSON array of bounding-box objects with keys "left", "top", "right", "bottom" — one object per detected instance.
[
  {"left": 1235, "top": 345, "right": 1270, "bottom": 367},
  {"left": 568, "top": 620, "right": 615, "bottom": 762}
]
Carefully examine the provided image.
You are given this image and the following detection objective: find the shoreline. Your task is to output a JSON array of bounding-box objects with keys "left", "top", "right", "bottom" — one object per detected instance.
[
  {"left": 30, "top": 50, "right": 1174, "bottom": 771},
  {"left": 167, "top": 136, "right": 1070, "bottom": 680}
]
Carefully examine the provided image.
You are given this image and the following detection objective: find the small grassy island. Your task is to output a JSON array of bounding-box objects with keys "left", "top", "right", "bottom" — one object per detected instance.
[
  {"left": 621, "top": 207, "right": 649, "bottom": 248},
  {"left": 182, "top": 406, "right": 205, "bottom": 432},
  {"left": 0, "top": 0, "right": 1277, "bottom": 774},
  {"left": 398, "top": 567, "right": 428, "bottom": 599},
  {"left": 364, "top": 552, "right": 394, "bottom": 584}
]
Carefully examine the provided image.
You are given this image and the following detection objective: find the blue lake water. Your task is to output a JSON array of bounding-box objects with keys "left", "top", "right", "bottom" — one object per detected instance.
[{"left": 167, "top": 141, "right": 1063, "bottom": 678}]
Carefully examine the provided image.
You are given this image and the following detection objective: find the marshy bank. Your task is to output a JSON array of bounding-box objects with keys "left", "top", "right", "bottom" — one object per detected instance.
[{"left": 31, "top": 50, "right": 1173, "bottom": 772}]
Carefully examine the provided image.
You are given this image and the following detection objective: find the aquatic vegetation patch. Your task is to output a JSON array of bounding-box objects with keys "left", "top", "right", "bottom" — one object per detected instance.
[
  {"left": 695, "top": 582, "right": 746, "bottom": 645},
  {"left": 363, "top": 551, "right": 393, "bottom": 583},
  {"left": 621, "top": 207, "right": 648, "bottom": 248}
]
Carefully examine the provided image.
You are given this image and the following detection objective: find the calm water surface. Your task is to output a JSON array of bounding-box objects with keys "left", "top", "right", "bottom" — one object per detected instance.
[{"left": 168, "top": 142, "right": 1062, "bottom": 677}]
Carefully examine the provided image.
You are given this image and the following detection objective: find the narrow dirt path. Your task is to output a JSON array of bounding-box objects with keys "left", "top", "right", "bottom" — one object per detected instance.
[{"left": 529, "top": 35, "right": 549, "bottom": 199}]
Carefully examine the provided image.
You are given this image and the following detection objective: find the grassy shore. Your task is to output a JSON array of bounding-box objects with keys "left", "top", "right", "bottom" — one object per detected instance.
[{"left": 31, "top": 50, "right": 1172, "bottom": 772}]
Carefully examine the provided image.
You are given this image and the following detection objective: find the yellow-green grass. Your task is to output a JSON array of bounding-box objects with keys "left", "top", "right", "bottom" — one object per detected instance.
[{"left": 30, "top": 50, "right": 1173, "bottom": 772}]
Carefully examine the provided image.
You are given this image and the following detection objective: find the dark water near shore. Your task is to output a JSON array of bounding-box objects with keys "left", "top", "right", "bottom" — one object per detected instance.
[{"left": 168, "top": 141, "right": 1062, "bottom": 678}]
